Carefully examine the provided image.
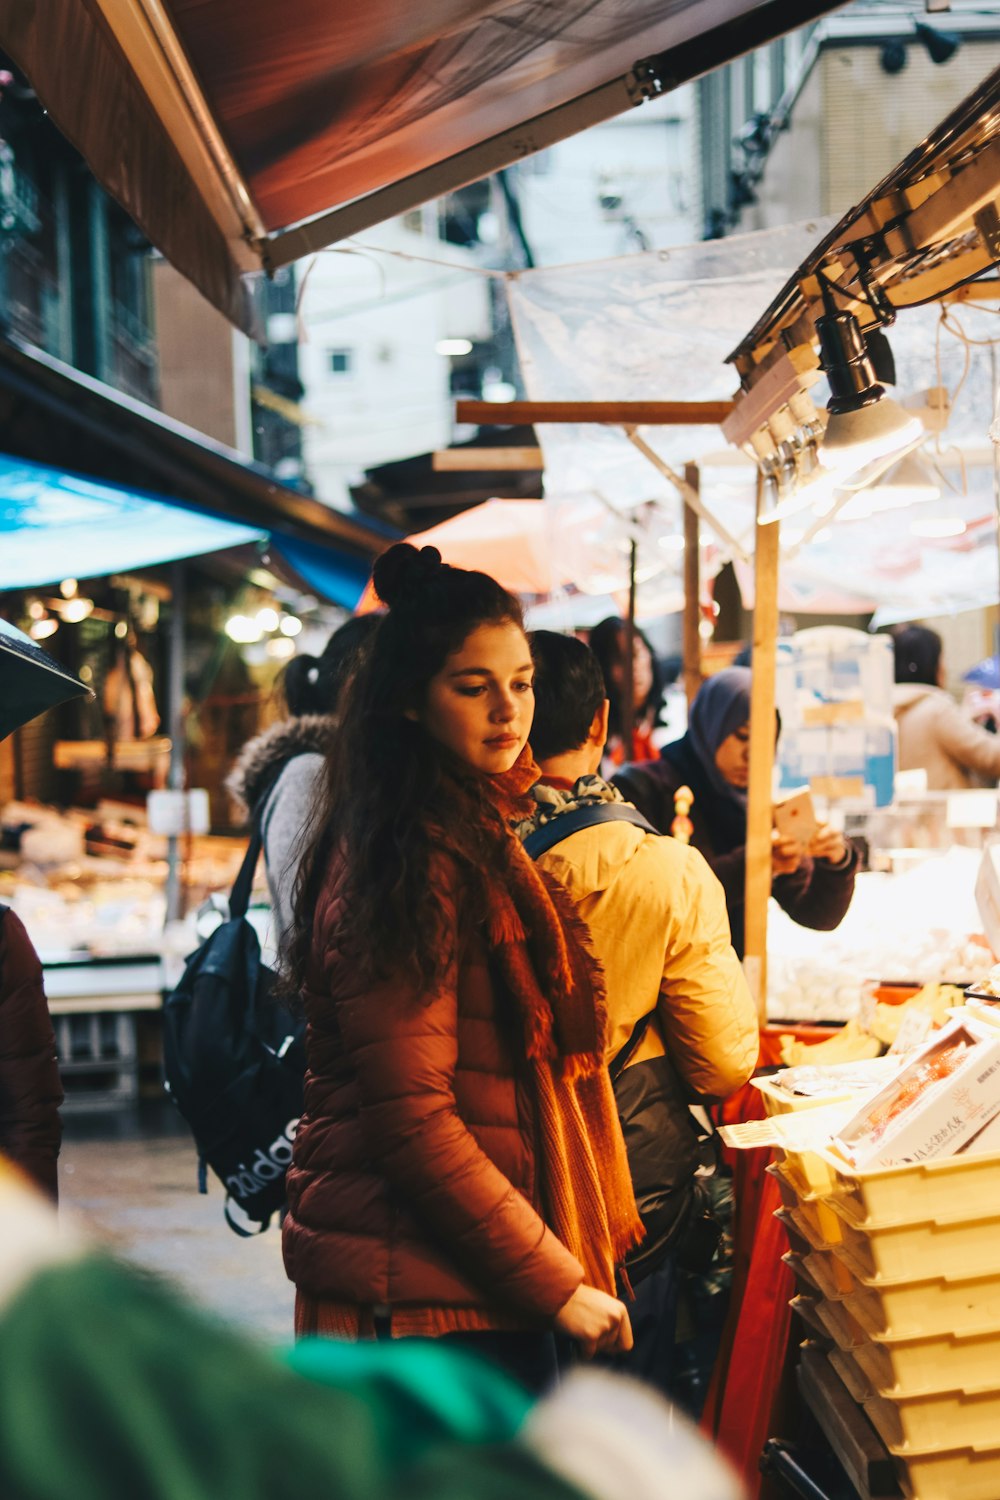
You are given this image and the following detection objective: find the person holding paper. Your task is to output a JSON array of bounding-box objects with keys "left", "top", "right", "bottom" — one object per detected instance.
[{"left": 614, "top": 668, "right": 858, "bottom": 959}]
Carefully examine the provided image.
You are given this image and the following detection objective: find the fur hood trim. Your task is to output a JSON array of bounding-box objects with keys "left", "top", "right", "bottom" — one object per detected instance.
[{"left": 226, "top": 714, "right": 334, "bottom": 819}]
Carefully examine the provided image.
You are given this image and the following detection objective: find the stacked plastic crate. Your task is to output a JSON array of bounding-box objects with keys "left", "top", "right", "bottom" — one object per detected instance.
[{"left": 772, "top": 1135, "right": 1000, "bottom": 1499}]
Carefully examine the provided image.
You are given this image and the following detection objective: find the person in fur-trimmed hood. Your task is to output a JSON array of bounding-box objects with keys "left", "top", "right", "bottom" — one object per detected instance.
[{"left": 227, "top": 616, "right": 378, "bottom": 943}]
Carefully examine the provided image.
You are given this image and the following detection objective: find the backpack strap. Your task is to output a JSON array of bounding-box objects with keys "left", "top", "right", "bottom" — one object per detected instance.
[
  {"left": 228, "top": 827, "right": 264, "bottom": 921},
  {"left": 522, "top": 800, "right": 659, "bottom": 1081},
  {"left": 228, "top": 762, "right": 291, "bottom": 920},
  {"left": 521, "top": 801, "right": 657, "bottom": 860},
  {"left": 609, "top": 1010, "right": 654, "bottom": 1083}
]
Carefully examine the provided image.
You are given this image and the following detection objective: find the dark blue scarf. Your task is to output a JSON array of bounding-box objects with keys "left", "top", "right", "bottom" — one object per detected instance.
[{"left": 660, "top": 667, "right": 752, "bottom": 853}]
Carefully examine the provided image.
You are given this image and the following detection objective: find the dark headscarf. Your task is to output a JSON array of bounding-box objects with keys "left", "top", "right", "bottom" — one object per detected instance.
[{"left": 660, "top": 666, "right": 753, "bottom": 851}]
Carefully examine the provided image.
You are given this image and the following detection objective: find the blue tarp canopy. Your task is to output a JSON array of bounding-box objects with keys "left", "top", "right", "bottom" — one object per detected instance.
[
  {"left": 0, "top": 452, "right": 381, "bottom": 607},
  {"left": 0, "top": 454, "right": 264, "bottom": 587},
  {"left": 272, "top": 533, "right": 374, "bottom": 611}
]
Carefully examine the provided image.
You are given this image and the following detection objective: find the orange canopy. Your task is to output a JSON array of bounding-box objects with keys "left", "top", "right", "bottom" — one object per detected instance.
[{"left": 356, "top": 499, "right": 559, "bottom": 611}]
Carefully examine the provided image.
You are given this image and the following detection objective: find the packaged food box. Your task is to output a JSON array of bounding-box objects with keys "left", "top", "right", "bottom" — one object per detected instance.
[{"left": 833, "top": 1018, "right": 1000, "bottom": 1170}]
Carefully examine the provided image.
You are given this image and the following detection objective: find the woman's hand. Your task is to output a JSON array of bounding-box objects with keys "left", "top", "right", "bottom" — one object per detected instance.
[
  {"left": 809, "top": 823, "right": 848, "bottom": 865},
  {"left": 554, "top": 1283, "right": 633, "bottom": 1359},
  {"left": 771, "top": 830, "right": 802, "bottom": 877}
]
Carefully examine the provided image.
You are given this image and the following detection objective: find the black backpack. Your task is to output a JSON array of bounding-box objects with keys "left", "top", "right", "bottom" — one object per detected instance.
[
  {"left": 523, "top": 802, "right": 720, "bottom": 1282},
  {"left": 162, "top": 819, "right": 306, "bottom": 1236}
]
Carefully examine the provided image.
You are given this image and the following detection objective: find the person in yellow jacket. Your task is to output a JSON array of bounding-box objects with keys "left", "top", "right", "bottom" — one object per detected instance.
[{"left": 518, "top": 632, "right": 758, "bottom": 1402}]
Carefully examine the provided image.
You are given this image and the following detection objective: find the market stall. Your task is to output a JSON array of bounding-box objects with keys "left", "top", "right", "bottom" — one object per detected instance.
[{"left": 708, "top": 59, "right": 1000, "bottom": 1500}]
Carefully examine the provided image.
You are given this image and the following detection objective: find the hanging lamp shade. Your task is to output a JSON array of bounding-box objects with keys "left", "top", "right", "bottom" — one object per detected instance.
[{"left": 816, "top": 306, "right": 924, "bottom": 472}]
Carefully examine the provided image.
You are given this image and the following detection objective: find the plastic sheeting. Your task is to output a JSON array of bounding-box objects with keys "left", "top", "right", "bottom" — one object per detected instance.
[
  {"left": 0, "top": 456, "right": 263, "bottom": 588},
  {"left": 506, "top": 222, "right": 1000, "bottom": 620}
]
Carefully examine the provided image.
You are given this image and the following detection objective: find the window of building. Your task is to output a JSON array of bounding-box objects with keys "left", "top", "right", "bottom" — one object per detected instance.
[{"left": 327, "top": 348, "right": 353, "bottom": 376}]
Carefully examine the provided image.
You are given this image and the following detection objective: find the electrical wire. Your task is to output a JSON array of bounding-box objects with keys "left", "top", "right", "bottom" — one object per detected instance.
[{"left": 890, "top": 257, "right": 1000, "bottom": 311}]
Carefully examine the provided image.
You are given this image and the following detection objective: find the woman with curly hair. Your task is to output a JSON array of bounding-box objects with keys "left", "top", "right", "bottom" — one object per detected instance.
[{"left": 281, "top": 543, "right": 638, "bottom": 1391}]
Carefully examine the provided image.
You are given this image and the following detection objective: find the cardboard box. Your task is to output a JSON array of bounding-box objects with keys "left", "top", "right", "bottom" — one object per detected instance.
[{"left": 833, "top": 1018, "right": 1000, "bottom": 1170}]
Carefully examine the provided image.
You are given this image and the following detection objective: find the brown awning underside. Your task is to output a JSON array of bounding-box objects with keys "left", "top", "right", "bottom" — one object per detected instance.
[
  {"left": 1, "top": 0, "right": 846, "bottom": 334},
  {"left": 0, "top": 0, "right": 254, "bottom": 333}
]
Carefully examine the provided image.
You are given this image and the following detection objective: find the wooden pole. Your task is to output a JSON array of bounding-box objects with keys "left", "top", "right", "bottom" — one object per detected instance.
[
  {"left": 683, "top": 463, "right": 702, "bottom": 705},
  {"left": 744, "top": 473, "right": 780, "bottom": 1027},
  {"left": 455, "top": 399, "right": 735, "bottom": 427}
]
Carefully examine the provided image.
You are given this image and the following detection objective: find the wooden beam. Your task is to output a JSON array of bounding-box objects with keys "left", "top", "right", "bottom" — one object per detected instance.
[
  {"left": 683, "top": 464, "right": 702, "bottom": 706},
  {"left": 455, "top": 400, "right": 735, "bottom": 426},
  {"left": 744, "top": 474, "right": 780, "bottom": 1026},
  {"left": 431, "top": 447, "right": 543, "bottom": 471},
  {"left": 884, "top": 139, "right": 1000, "bottom": 258}
]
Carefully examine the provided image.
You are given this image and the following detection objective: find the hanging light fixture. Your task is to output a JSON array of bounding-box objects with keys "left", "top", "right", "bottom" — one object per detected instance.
[
  {"left": 815, "top": 286, "right": 923, "bottom": 473},
  {"left": 848, "top": 451, "right": 941, "bottom": 516}
]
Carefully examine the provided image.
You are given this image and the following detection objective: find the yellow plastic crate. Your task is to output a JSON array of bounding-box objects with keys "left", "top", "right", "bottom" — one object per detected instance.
[
  {"left": 844, "top": 1267, "right": 1000, "bottom": 1340},
  {"left": 853, "top": 1322, "right": 1000, "bottom": 1397},
  {"left": 827, "top": 1346, "right": 873, "bottom": 1403},
  {"left": 767, "top": 1161, "right": 845, "bottom": 1243},
  {"left": 790, "top": 1294, "right": 832, "bottom": 1344},
  {"left": 866, "top": 1385, "right": 1000, "bottom": 1453},
  {"left": 827, "top": 1199, "right": 1000, "bottom": 1282},
  {"left": 752, "top": 1074, "right": 855, "bottom": 1116},
  {"left": 893, "top": 1440, "right": 1000, "bottom": 1500},
  {"left": 809, "top": 1295, "right": 870, "bottom": 1351},
  {"left": 828, "top": 1145, "right": 1000, "bottom": 1225},
  {"left": 801, "top": 1245, "right": 858, "bottom": 1300},
  {"left": 781, "top": 1248, "right": 823, "bottom": 1299},
  {"left": 771, "top": 1138, "right": 841, "bottom": 1199}
]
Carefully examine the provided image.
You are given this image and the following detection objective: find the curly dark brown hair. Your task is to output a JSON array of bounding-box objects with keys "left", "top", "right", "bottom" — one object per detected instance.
[{"left": 281, "top": 543, "right": 526, "bottom": 998}]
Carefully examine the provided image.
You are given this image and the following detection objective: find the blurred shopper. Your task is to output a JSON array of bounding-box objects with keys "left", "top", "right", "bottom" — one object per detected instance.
[
  {"left": 519, "top": 632, "right": 757, "bottom": 1397},
  {"left": 0, "top": 621, "right": 74, "bottom": 1202},
  {"left": 0, "top": 907, "right": 61, "bottom": 1200},
  {"left": 588, "top": 617, "right": 664, "bottom": 767},
  {"left": 227, "top": 615, "right": 377, "bottom": 942},
  {"left": 280, "top": 544, "right": 638, "bottom": 1391},
  {"left": 0, "top": 1166, "right": 743, "bottom": 1500},
  {"left": 892, "top": 624, "right": 1000, "bottom": 790},
  {"left": 614, "top": 667, "right": 857, "bottom": 960}
]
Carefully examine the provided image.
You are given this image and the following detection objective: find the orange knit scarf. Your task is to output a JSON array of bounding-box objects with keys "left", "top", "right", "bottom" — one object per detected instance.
[{"left": 435, "top": 747, "right": 643, "bottom": 1293}]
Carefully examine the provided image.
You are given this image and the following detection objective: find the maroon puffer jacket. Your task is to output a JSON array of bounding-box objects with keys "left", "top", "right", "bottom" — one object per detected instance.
[
  {"left": 0, "top": 907, "right": 63, "bottom": 1199},
  {"left": 282, "top": 853, "right": 583, "bottom": 1326}
]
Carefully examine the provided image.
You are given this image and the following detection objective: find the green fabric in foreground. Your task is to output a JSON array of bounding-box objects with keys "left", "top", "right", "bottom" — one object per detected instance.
[{"left": 0, "top": 1255, "right": 575, "bottom": 1500}]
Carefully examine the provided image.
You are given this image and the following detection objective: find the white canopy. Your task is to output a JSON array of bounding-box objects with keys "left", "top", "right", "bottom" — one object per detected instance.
[{"left": 505, "top": 219, "right": 999, "bottom": 620}]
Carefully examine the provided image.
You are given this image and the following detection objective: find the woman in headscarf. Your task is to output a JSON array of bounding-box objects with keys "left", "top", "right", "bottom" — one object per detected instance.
[{"left": 612, "top": 667, "right": 858, "bottom": 958}]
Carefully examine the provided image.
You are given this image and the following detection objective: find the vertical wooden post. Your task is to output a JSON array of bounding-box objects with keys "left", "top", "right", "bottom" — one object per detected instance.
[
  {"left": 744, "top": 476, "right": 780, "bottom": 1027},
  {"left": 683, "top": 463, "right": 702, "bottom": 705}
]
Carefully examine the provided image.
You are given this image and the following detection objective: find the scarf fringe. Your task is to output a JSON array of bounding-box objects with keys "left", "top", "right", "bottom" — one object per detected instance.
[{"left": 433, "top": 751, "right": 641, "bottom": 1284}]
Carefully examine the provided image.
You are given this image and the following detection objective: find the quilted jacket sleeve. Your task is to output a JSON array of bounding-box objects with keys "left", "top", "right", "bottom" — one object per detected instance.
[
  {"left": 930, "top": 695, "right": 1000, "bottom": 781},
  {"left": 0, "top": 910, "right": 62, "bottom": 1199},
  {"left": 652, "top": 844, "right": 759, "bottom": 1100},
  {"left": 333, "top": 868, "right": 584, "bottom": 1322}
]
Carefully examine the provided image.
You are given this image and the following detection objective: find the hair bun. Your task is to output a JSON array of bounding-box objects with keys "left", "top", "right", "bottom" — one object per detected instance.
[{"left": 372, "top": 543, "right": 443, "bottom": 609}]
